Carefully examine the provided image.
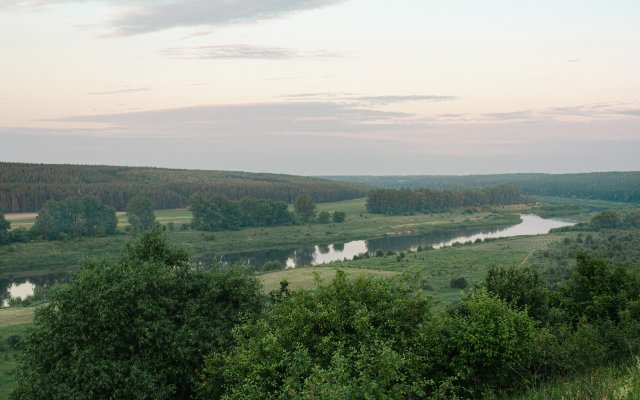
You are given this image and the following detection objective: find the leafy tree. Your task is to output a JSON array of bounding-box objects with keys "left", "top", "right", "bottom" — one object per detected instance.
[
  {"left": 558, "top": 253, "right": 636, "bottom": 324},
  {"left": 590, "top": 210, "right": 620, "bottom": 229},
  {"left": 432, "top": 290, "right": 540, "bottom": 396},
  {"left": 317, "top": 210, "right": 331, "bottom": 224},
  {"left": 332, "top": 211, "right": 346, "bottom": 223},
  {"left": 31, "top": 196, "right": 116, "bottom": 240},
  {"left": 12, "top": 229, "right": 264, "bottom": 400},
  {"left": 294, "top": 194, "right": 316, "bottom": 222},
  {"left": 126, "top": 195, "right": 156, "bottom": 232},
  {"left": 484, "top": 265, "right": 549, "bottom": 322},
  {"left": 199, "top": 271, "right": 432, "bottom": 399},
  {"left": 0, "top": 211, "right": 10, "bottom": 244}
]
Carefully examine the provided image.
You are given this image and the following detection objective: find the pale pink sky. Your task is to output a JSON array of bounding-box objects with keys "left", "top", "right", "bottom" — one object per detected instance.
[{"left": 1, "top": 0, "right": 639, "bottom": 174}]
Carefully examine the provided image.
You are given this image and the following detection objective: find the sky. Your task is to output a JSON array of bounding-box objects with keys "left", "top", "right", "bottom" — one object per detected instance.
[{"left": 0, "top": 0, "right": 639, "bottom": 175}]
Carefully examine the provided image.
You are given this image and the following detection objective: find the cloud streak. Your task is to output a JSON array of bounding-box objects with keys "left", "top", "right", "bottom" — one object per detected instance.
[
  {"left": 284, "top": 92, "right": 460, "bottom": 105},
  {"left": 87, "top": 87, "right": 150, "bottom": 95},
  {"left": 2, "top": 0, "right": 350, "bottom": 35},
  {"left": 161, "top": 45, "right": 341, "bottom": 60},
  {"left": 110, "top": 0, "right": 349, "bottom": 35}
]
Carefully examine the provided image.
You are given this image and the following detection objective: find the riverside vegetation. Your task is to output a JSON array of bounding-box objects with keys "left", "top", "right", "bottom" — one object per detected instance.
[
  {"left": 3, "top": 228, "right": 640, "bottom": 399},
  {"left": 3, "top": 172, "right": 640, "bottom": 398}
]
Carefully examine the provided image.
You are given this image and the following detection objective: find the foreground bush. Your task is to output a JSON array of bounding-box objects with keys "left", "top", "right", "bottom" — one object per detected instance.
[
  {"left": 12, "top": 229, "right": 264, "bottom": 400},
  {"left": 199, "top": 272, "right": 434, "bottom": 399}
]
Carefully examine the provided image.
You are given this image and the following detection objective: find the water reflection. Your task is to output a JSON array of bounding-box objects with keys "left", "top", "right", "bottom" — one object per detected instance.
[
  {"left": 211, "top": 214, "right": 574, "bottom": 270},
  {"left": 1, "top": 273, "right": 69, "bottom": 308},
  {"left": 2, "top": 214, "right": 573, "bottom": 306}
]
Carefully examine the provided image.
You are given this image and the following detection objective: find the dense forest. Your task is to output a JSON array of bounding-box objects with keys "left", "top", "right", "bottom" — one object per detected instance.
[
  {"left": 366, "top": 185, "right": 523, "bottom": 215},
  {"left": 324, "top": 172, "right": 640, "bottom": 203},
  {"left": 0, "top": 162, "right": 369, "bottom": 212}
]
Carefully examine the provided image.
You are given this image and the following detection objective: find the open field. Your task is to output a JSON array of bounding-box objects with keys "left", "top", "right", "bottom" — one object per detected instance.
[
  {"left": 0, "top": 307, "right": 35, "bottom": 329},
  {"left": 507, "top": 357, "right": 640, "bottom": 400},
  {"left": 0, "top": 324, "right": 29, "bottom": 399},
  {"left": 259, "top": 233, "right": 568, "bottom": 303},
  {"left": 1, "top": 198, "right": 523, "bottom": 278},
  {"left": 259, "top": 267, "right": 398, "bottom": 293}
]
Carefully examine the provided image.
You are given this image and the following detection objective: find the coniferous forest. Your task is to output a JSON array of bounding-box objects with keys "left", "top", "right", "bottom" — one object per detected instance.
[{"left": 0, "top": 162, "right": 369, "bottom": 212}]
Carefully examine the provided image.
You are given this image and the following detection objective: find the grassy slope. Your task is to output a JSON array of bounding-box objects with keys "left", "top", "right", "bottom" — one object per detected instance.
[
  {"left": 1, "top": 198, "right": 522, "bottom": 278},
  {"left": 505, "top": 358, "right": 640, "bottom": 400},
  {"left": 0, "top": 324, "right": 29, "bottom": 399},
  {"left": 260, "top": 267, "right": 398, "bottom": 293},
  {"left": 260, "top": 233, "right": 567, "bottom": 303}
]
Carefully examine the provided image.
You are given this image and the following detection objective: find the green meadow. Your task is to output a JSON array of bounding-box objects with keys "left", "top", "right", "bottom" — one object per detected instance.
[{"left": 1, "top": 198, "right": 522, "bottom": 278}]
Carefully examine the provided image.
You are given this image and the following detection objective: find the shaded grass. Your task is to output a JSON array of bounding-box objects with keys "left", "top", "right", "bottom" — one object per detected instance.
[
  {"left": 259, "top": 267, "right": 398, "bottom": 293},
  {"left": 503, "top": 357, "right": 640, "bottom": 400},
  {"left": 0, "top": 324, "right": 29, "bottom": 400},
  {"left": 258, "top": 233, "right": 567, "bottom": 304},
  {"left": 1, "top": 199, "right": 522, "bottom": 279},
  {"left": 0, "top": 308, "right": 36, "bottom": 328}
]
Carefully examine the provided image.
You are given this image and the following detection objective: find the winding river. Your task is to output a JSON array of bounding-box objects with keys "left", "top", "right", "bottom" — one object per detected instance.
[{"left": 2, "top": 214, "right": 573, "bottom": 307}]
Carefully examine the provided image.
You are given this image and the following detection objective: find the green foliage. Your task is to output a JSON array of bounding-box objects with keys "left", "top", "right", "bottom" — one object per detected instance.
[
  {"left": 366, "top": 185, "right": 522, "bottom": 215},
  {"left": 484, "top": 266, "right": 549, "bottom": 322},
  {"left": 317, "top": 211, "right": 330, "bottom": 224},
  {"left": 435, "top": 290, "right": 540, "bottom": 396},
  {"left": 327, "top": 172, "right": 640, "bottom": 204},
  {"left": 199, "top": 271, "right": 433, "bottom": 399},
  {"left": 591, "top": 210, "right": 620, "bottom": 229},
  {"left": 557, "top": 254, "right": 638, "bottom": 324},
  {"left": 332, "top": 211, "right": 346, "bottom": 223},
  {"left": 190, "top": 194, "right": 292, "bottom": 232},
  {"left": 126, "top": 195, "right": 156, "bottom": 232},
  {"left": 0, "top": 162, "right": 369, "bottom": 212},
  {"left": 0, "top": 212, "right": 9, "bottom": 245},
  {"left": 11, "top": 230, "right": 264, "bottom": 400},
  {"left": 294, "top": 194, "right": 317, "bottom": 223},
  {"left": 450, "top": 276, "right": 469, "bottom": 289},
  {"left": 31, "top": 196, "right": 117, "bottom": 240}
]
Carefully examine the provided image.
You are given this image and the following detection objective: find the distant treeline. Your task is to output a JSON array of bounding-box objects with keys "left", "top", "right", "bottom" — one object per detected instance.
[
  {"left": 190, "top": 194, "right": 293, "bottom": 231},
  {"left": 324, "top": 172, "right": 640, "bottom": 203},
  {"left": 0, "top": 162, "right": 369, "bottom": 212},
  {"left": 366, "top": 185, "right": 523, "bottom": 215}
]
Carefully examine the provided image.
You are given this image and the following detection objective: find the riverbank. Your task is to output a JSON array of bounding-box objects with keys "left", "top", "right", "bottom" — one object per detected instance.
[{"left": 1, "top": 198, "right": 523, "bottom": 279}]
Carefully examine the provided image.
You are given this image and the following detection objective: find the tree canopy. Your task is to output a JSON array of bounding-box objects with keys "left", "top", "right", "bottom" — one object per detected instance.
[
  {"left": 294, "top": 194, "right": 316, "bottom": 222},
  {"left": 366, "top": 185, "right": 523, "bottom": 215},
  {"left": 126, "top": 195, "right": 156, "bottom": 232},
  {"left": 31, "top": 196, "right": 117, "bottom": 240},
  {"left": 12, "top": 228, "right": 265, "bottom": 399}
]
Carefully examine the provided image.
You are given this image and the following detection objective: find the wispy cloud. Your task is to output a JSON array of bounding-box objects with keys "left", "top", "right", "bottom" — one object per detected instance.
[
  {"left": 161, "top": 45, "right": 342, "bottom": 60},
  {"left": 284, "top": 92, "right": 459, "bottom": 105},
  {"left": 51, "top": 101, "right": 413, "bottom": 138},
  {"left": 87, "top": 87, "right": 150, "bottom": 96},
  {"left": 482, "top": 102, "right": 640, "bottom": 122},
  {"left": 2, "top": 0, "right": 350, "bottom": 35}
]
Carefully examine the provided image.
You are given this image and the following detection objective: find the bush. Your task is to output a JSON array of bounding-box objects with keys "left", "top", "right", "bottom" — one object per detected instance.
[
  {"left": 199, "top": 271, "right": 433, "bottom": 399},
  {"left": 12, "top": 229, "right": 264, "bottom": 400},
  {"left": 450, "top": 277, "right": 469, "bottom": 289},
  {"left": 332, "top": 211, "right": 346, "bottom": 223},
  {"left": 438, "top": 291, "right": 540, "bottom": 396},
  {"left": 317, "top": 211, "right": 331, "bottom": 224}
]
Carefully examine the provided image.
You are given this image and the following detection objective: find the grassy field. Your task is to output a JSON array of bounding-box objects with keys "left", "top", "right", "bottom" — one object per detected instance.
[
  {"left": 505, "top": 358, "right": 640, "bottom": 400},
  {"left": 1, "top": 198, "right": 524, "bottom": 278},
  {"left": 257, "top": 233, "right": 567, "bottom": 303},
  {"left": 259, "top": 267, "right": 398, "bottom": 293},
  {"left": 0, "top": 323, "right": 29, "bottom": 399},
  {"left": 0, "top": 308, "right": 35, "bottom": 328}
]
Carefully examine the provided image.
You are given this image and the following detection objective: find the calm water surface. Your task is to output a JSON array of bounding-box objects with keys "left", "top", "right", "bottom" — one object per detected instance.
[
  {"left": 2, "top": 214, "right": 573, "bottom": 306},
  {"left": 216, "top": 214, "right": 573, "bottom": 269}
]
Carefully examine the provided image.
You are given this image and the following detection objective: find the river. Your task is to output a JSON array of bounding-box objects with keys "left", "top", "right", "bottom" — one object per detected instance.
[{"left": 1, "top": 214, "right": 573, "bottom": 307}]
